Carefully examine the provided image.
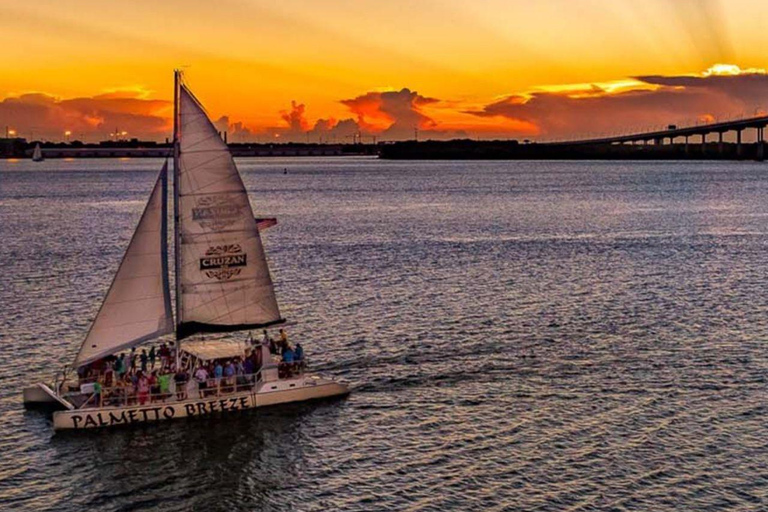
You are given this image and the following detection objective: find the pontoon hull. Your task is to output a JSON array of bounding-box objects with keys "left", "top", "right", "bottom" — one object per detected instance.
[
  {"left": 51, "top": 377, "right": 349, "bottom": 430},
  {"left": 23, "top": 383, "right": 73, "bottom": 410}
]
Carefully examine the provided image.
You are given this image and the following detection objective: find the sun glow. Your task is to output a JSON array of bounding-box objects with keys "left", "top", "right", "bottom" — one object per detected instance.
[{"left": 703, "top": 64, "right": 766, "bottom": 77}]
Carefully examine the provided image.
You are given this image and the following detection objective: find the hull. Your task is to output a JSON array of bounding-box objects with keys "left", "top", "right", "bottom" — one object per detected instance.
[
  {"left": 23, "top": 383, "right": 73, "bottom": 410},
  {"left": 51, "top": 376, "right": 349, "bottom": 430}
]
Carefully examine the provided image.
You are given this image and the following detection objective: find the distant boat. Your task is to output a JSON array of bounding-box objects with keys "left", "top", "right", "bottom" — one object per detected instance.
[
  {"left": 32, "top": 143, "right": 44, "bottom": 162},
  {"left": 22, "top": 71, "right": 349, "bottom": 430}
]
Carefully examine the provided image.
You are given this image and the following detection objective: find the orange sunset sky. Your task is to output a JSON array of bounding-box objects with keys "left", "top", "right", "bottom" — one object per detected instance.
[{"left": 4, "top": 0, "right": 768, "bottom": 142}]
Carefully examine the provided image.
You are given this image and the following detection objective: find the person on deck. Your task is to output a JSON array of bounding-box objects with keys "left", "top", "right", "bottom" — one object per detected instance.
[
  {"left": 130, "top": 347, "right": 137, "bottom": 374},
  {"left": 294, "top": 342, "right": 304, "bottom": 362},
  {"left": 283, "top": 345, "right": 295, "bottom": 362},
  {"left": 223, "top": 360, "right": 235, "bottom": 392},
  {"left": 214, "top": 361, "right": 223, "bottom": 393},
  {"left": 149, "top": 370, "right": 159, "bottom": 400},
  {"left": 195, "top": 365, "right": 209, "bottom": 398},
  {"left": 158, "top": 372, "right": 171, "bottom": 400},
  {"left": 93, "top": 378, "right": 103, "bottom": 408},
  {"left": 149, "top": 346, "right": 156, "bottom": 370},
  {"left": 174, "top": 367, "right": 188, "bottom": 400},
  {"left": 279, "top": 329, "right": 288, "bottom": 352},
  {"left": 140, "top": 349, "right": 148, "bottom": 373},
  {"left": 243, "top": 356, "right": 255, "bottom": 379},
  {"left": 159, "top": 343, "right": 170, "bottom": 371},
  {"left": 113, "top": 354, "right": 124, "bottom": 376},
  {"left": 137, "top": 372, "right": 150, "bottom": 405}
]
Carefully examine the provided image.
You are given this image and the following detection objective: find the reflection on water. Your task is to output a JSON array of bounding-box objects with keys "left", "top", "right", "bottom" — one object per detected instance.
[{"left": 1, "top": 157, "right": 767, "bottom": 511}]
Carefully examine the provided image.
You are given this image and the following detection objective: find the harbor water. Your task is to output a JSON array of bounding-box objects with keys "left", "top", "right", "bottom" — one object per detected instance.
[{"left": 0, "top": 157, "right": 766, "bottom": 511}]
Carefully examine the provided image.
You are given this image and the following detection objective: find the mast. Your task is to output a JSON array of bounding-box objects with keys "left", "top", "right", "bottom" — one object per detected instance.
[{"left": 173, "top": 70, "right": 183, "bottom": 368}]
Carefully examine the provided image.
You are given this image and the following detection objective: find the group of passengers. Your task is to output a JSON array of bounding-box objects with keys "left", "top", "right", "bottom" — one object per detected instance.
[
  {"left": 75, "top": 330, "right": 305, "bottom": 408},
  {"left": 260, "top": 328, "right": 304, "bottom": 378}
]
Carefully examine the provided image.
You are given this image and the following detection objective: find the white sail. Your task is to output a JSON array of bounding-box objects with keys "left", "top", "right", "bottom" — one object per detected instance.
[
  {"left": 175, "top": 84, "right": 283, "bottom": 339},
  {"left": 32, "top": 143, "right": 43, "bottom": 162},
  {"left": 74, "top": 163, "right": 174, "bottom": 366}
]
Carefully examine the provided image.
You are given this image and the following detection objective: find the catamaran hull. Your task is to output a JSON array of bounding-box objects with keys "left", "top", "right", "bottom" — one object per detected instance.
[
  {"left": 51, "top": 377, "right": 349, "bottom": 430},
  {"left": 23, "top": 383, "right": 72, "bottom": 410}
]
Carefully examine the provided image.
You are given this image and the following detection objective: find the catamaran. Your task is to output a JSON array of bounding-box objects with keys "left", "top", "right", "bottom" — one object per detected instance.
[{"left": 22, "top": 72, "right": 349, "bottom": 430}]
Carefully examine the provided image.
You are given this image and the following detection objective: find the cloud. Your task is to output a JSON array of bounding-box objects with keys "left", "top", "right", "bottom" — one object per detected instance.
[
  {"left": 0, "top": 90, "right": 171, "bottom": 141},
  {"left": 280, "top": 101, "right": 310, "bottom": 134},
  {"left": 468, "top": 64, "right": 768, "bottom": 139},
  {"left": 214, "top": 115, "right": 255, "bottom": 142},
  {"left": 340, "top": 88, "right": 438, "bottom": 138}
]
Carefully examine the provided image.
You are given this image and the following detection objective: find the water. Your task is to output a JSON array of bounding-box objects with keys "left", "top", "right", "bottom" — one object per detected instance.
[{"left": 1, "top": 157, "right": 767, "bottom": 511}]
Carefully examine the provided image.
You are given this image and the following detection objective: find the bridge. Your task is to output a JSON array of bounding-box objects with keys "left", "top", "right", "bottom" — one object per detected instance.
[{"left": 552, "top": 115, "right": 768, "bottom": 160}]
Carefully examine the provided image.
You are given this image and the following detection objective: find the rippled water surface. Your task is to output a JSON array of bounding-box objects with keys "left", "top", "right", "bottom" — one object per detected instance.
[{"left": 1, "top": 157, "right": 767, "bottom": 511}]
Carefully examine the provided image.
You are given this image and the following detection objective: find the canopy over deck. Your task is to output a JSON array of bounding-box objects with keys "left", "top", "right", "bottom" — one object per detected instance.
[{"left": 181, "top": 339, "right": 251, "bottom": 361}]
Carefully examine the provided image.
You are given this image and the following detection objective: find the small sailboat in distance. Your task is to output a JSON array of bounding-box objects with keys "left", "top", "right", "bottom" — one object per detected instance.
[
  {"left": 22, "top": 71, "right": 349, "bottom": 430},
  {"left": 32, "top": 143, "right": 44, "bottom": 162}
]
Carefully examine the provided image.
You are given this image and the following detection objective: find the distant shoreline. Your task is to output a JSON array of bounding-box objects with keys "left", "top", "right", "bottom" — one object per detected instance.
[
  {"left": 4, "top": 138, "right": 767, "bottom": 161},
  {"left": 379, "top": 140, "right": 768, "bottom": 161},
  {"left": 0, "top": 140, "right": 378, "bottom": 159}
]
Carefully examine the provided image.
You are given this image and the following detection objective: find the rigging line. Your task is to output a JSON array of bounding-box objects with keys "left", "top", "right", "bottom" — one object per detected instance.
[
  {"left": 181, "top": 230, "right": 258, "bottom": 242},
  {"left": 185, "top": 282, "right": 274, "bottom": 311},
  {"left": 94, "top": 294, "right": 169, "bottom": 306},
  {"left": 179, "top": 131, "right": 226, "bottom": 153},
  {"left": 176, "top": 189, "right": 246, "bottom": 198},
  {"left": 178, "top": 153, "right": 230, "bottom": 177}
]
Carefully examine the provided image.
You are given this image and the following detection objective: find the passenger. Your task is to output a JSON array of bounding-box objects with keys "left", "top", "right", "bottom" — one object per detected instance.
[
  {"left": 103, "top": 367, "right": 114, "bottom": 388},
  {"left": 282, "top": 345, "right": 295, "bottom": 377},
  {"left": 224, "top": 360, "right": 235, "bottom": 392},
  {"left": 158, "top": 372, "right": 172, "bottom": 401},
  {"left": 294, "top": 342, "right": 304, "bottom": 361},
  {"left": 93, "top": 377, "right": 103, "bottom": 408},
  {"left": 282, "top": 345, "right": 295, "bottom": 363},
  {"left": 294, "top": 342, "right": 305, "bottom": 372},
  {"left": 159, "top": 343, "right": 170, "bottom": 371},
  {"left": 168, "top": 341, "right": 176, "bottom": 368},
  {"left": 269, "top": 336, "right": 278, "bottom": 355},
  {"left": 194, "top": 365, "right": 209, "bottom": 398},
  {"left": 130, "top": 347, "right": 137, "bottom": 374},
  {"left": 262, "top": 329, "right": 270, "bottom": 346},
  {"left": 137, "top": 372, "right": 150, "bottom": 405},
  {"left": 279, "top": 329, "right": 288, "bottom": 353},
  {"left": 149, "top": 346, "right": 156, "bottom": 369},
  {"left": 149, "top": 370, "right": 159, "bottom": 400},
  {"left": 214, "top": 361, "right": 223, "bottom": 393},
  {"left": 140, "top": 349, "right": 148, "bottom": 373},
  {"left": 243, "top": 356, "right": 255, "bottom": 378},
  {"left": 174, "top": 367, "right": 188, "bottom": 400}
]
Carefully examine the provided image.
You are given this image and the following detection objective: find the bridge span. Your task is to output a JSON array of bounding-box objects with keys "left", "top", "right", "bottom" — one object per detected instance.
[{"left": 552, "top": 115, "right": 768, "bottom": 160}]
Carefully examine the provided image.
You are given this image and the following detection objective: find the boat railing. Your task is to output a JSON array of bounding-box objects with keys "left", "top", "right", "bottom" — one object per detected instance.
[{"left": 74, "top": 361, "right": 307, "bottom": 410}]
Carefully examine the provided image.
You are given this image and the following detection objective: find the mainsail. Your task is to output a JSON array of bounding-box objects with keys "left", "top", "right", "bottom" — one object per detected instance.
[
  {"left": 74, "top": 163, "right": 174, "bottom": 366},
  {"left": 175, "top": 82, "right": 283, "bottom": 340}
]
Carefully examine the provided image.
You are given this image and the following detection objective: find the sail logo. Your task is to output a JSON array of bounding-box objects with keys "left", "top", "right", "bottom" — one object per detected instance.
[
  {"left": 200, "top": 244, "right": 247, "bottom": 281},
  {"left": 192, "top": 195, "right": 243, "bottom": 231}
]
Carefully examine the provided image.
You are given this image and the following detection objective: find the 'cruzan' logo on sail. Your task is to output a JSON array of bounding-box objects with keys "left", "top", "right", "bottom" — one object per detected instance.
[
  {"left": 192, "top": 195, "right": 242, "bottom": 231},
  {"left": 200, "top": 244, "right": 247, "bottom": 281}
]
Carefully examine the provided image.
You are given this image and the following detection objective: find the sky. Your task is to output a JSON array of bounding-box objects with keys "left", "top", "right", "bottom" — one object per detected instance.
[{"left": 3, "top": 0, "right": 768, "bottom": 142}]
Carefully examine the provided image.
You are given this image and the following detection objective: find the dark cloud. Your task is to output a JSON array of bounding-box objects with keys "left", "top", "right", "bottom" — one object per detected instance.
[
  {"left": 0, "top": 91, "right": 171, "bottom": 140},
  {"left": 468, "top": 70, "right": 768, "bottom": 139}
]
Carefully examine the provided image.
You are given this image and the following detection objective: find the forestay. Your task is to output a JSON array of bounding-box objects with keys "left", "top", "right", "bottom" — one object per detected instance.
[
  {"left": 74, "top": 163, "right": 174, "bottom": 366},
  {"left": 176, "top": 85, "right": 284, "bottom": 340}
]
